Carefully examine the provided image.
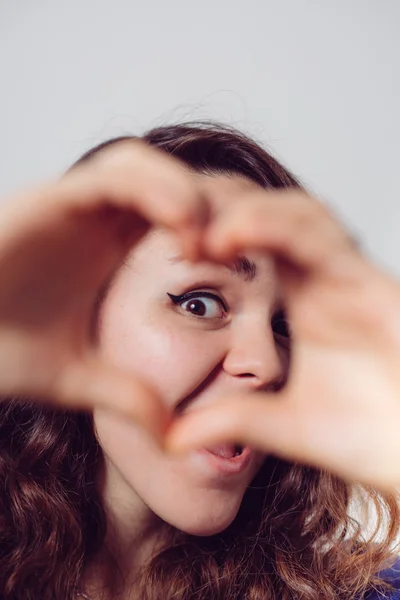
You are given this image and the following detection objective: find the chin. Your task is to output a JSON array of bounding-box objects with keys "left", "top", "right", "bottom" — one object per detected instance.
[
  {"left": 164, "top": 502, "right": 241, "bottom": 538},
  {"left": 181, "top": 521, "right": 235, "bottom": 537}
]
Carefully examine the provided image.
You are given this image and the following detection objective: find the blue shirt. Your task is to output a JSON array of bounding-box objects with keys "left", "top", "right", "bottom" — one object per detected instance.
[{"left": 363, "top": 559, "right": 400, "bottom": 599}]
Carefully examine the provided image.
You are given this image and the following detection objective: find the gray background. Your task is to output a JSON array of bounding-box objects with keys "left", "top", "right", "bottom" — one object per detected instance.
[{"left": 0, "top": 1, "right": 399, "bottom": 274}]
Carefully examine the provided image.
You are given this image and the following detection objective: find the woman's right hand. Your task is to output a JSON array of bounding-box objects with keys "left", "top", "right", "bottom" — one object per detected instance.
[{"left": 0, "top": 141, "right": 205, "bottom": 435}]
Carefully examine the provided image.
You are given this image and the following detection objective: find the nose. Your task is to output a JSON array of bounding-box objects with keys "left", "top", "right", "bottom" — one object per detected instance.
[{"left": 222, "top": 324, "right": 288, "bottom": 392}]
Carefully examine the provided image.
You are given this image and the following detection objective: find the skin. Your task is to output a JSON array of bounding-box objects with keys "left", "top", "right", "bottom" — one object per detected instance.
[{"left": 90, "top": 174, "right": 289, "bottom": 588}]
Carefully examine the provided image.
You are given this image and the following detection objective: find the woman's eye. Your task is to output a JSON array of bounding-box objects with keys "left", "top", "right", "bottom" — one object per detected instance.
[{"left": 167, "top": 292, "right": 227, "bottom": 320}]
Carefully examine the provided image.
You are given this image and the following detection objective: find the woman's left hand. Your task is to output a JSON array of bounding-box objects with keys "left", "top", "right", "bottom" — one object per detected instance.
[{"left": 165, "top": 189, "right": 400, "bottom": 491}]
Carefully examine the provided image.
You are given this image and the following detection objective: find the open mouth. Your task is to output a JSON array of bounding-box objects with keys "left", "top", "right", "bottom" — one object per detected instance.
[
  {"left": 198, "top": 443, "right": 253, "bottom": 476},
  {"left": 205, "top": 443, "right": 244, "bottom": 459}
]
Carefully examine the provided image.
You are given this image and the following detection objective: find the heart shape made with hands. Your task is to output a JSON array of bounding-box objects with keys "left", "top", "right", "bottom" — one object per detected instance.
[{"left": 1, "top": 141, "right": 400, "bottom": 491}]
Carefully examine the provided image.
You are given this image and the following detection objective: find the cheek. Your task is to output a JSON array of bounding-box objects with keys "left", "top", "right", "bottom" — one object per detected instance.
[{"left": 100, "top": 314, "right": 224, "bottom": 408}]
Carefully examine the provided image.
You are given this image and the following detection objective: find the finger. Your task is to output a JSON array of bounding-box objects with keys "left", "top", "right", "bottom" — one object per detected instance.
[
  {"left": 165, "top": 395, "right": 400, "bottom": 490},
  {"left": 1, "top": 141, "right": 209, "bottom": 259},
  {"left": 60, "top": 141, "right": 209, "bottom": 243},
  {"left": 204, "top": 189, "right": 365, "bottom": 279},
  {"left": 165, "top": 395, "right": 298, "bottom": 457},
  {"left": 55, "top": 357, "right": 169, "bottom": 441}
]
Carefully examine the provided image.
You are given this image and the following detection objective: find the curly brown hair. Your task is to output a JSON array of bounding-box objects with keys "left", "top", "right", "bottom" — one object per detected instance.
[{"left": 0, "top": 123, "right": 399, "bottom": 600}]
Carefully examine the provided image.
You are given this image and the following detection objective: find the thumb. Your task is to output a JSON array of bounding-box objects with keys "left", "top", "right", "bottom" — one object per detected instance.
[
  {"left": 165, "top": 394, "right": 299, "bottom": 459},
  {"left": 165, "top": 395, "right": 400, "bottom": 489},
  {"left": 55, "top": 357, "right": 169, "bottom": 440}
]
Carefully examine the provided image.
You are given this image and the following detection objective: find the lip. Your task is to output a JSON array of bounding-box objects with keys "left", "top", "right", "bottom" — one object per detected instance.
[{"left": 196, "top": 446, "right": 253, "bottom": 476}]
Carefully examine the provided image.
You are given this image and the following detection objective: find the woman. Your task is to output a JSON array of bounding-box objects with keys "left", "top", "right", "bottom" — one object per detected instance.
[{"left": 0, "top": 123, "right": 400, "bottom": 599}]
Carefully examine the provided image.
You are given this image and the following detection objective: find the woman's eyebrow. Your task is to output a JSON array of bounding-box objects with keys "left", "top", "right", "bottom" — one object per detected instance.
[{"left": 168, "top": 254, "right": 258, "bottom": 282}]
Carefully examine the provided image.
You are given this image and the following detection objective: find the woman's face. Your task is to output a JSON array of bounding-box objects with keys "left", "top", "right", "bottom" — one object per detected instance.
[{"left": 94, "top": 173, "right": 290, "bottom": 537}]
